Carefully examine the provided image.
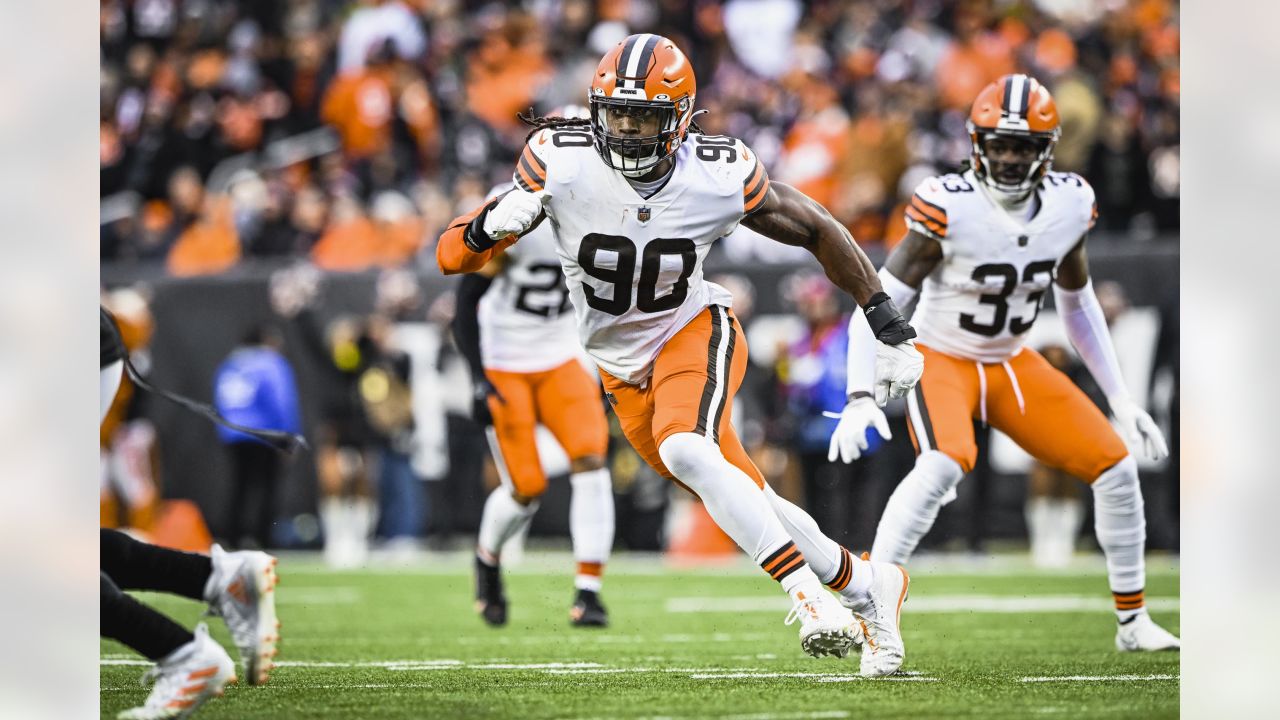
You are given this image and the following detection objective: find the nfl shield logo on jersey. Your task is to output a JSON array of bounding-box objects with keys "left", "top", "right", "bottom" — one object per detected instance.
[{"left": 637, "top": 207, "right": 651, "bottom": 223}]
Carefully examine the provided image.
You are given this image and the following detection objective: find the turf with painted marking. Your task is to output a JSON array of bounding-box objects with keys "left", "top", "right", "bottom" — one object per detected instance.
[{"left": 100, "top": 553, "right": 1179, "bottom": 719}]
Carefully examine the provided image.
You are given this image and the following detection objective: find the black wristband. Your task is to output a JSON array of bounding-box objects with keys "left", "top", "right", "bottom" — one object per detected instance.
[
  {"left": 847, "top": 390, "right": 873, "bottom": 404},
  {"left": 463, "top": 201, "right": 500, "bottom": 253},
  {"left": 863, "top": 291, "right": 917, "bottom": 345}
]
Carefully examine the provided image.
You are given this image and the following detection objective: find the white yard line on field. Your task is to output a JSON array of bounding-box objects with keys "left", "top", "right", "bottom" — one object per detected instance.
[
  {"left": 1019, "top": 674, "right": 1178, "bottom": 683},
  {"left": 665, "top": 595, "right": 1180, "bottom": 614}
]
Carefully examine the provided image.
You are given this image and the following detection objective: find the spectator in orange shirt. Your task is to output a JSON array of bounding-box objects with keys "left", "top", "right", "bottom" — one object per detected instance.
[
  {"left": 322, "top": 43, "right": 399, "bottom": 161},
  {"left": 465, "top": 14, "right": 551, "bottom": 137},
  {"left": 311, "top": 194, "right": 385, "bottom": 271},
  {"left": 167, "top": 193, "right": 241, "bottom": 277},
  {"left": 935, "top": 0, "right": 1015, "bottom": 111}
]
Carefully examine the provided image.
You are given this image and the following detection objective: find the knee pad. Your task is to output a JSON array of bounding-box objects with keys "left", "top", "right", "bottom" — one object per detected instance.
[
  {"left": 914, "top": 450, "right": 965, "bottom": 504},
  {"left": 1091, "top": 456, "right": 1140, "bottom": 500},
  {"left": 1090, "top": 455, "right": 1144, "bottom": 541},
  {"left": 657, "top": 433, "right": 717, "bottom": 490}
]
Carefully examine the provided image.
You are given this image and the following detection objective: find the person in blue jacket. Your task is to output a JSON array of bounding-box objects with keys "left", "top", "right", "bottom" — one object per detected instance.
[
  {"left": 214, "top": 325, "right": 301, "bottom": 548},
  {"left": 777, "top": 274, "right": 884, "bottom": 538}
]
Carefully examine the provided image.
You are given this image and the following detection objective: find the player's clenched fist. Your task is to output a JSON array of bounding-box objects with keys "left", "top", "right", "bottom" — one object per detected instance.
[
  {"left": 483, "top": 189, "right": 544, "bottom": 242},
  {"left": 860, "top": 290, "right": 924, "bottom": 404},
  {"left": 874, "top": 339, "right": 924, "bottom": 405}
]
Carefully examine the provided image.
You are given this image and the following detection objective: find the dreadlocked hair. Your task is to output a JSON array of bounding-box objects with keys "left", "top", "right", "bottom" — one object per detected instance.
[
  {"left": 518, "top": 109, "right": 590, "bottom": 142},
  {"left": 517, "top": 107, "right": 709, "bottom": 143}
]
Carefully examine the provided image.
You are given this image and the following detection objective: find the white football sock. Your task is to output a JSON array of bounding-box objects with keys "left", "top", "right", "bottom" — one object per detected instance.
[
  {"left": 763, "top": 484, "right": 872, "bottom": 599},
  {"left": 351, "top": 496, "right": 376, "bottom": 565},
  {"left": 477, "top": 487, "right": 539, "bottom": 564},
  {"left": 1054, "top": 497, "right": 1083, "bottom": 563},
  {"left": 1026, "top": 496, "right": 1056, "bottom": 568},
  {"left": 319, "top": 496, "right": 344, "bottom": 568},
  {"left": 870, "top": 450, "right": 964, "bottom": 564},
  {"left": 658, "top": 433, "right": 813, "bottom": 592},
  {"left": 569, "top": 468, "right": 614, "bottom": 591},
  {"left": 1027, "top": 495, "right": 1085, "bottom": 569},
  {"left": 1091, "top": 456, "right": 1147, "bottom": 621}
]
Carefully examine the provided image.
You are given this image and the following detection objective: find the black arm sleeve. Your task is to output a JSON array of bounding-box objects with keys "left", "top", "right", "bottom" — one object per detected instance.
[{"left": 452, "top": 272, "right": 495, "bottom": 381}]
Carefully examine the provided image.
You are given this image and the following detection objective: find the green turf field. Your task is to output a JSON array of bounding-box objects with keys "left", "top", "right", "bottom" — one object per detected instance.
[{"left": 100, "top": 552, "right": 1179, "bottom": 719}]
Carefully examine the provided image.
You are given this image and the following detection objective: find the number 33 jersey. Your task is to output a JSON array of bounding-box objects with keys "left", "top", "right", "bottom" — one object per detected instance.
[
  {"left": 905, "top": 168, "right": 1098, "bottom": 364},
  {"left": 513, "top": 128, "right": 769, "bottom": 385},
  {"left": 477, "top": 183, "right": 581, "bottom": 373}
]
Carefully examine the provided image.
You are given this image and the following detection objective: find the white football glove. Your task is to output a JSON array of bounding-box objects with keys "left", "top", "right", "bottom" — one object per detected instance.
[
  {"left": 828, "top": 396, "right": 892, "bottom": 464},
  {"left": 482, "top": 189, "right": 543, "bottom": 241},
  {"left": 874, "top": 339, "right": 925, "bottom": 406},
  {"left": 1110, "top": 397, "right": 1169, "bottom": 462}
]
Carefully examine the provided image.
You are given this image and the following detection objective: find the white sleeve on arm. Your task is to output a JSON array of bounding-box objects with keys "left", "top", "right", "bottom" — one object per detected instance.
[
  {"left": 846, "top": 268, "right": 920, "bottom": 397},
  {"left": 1054, "top": 279, "right": 1128, "bottom": 401}
]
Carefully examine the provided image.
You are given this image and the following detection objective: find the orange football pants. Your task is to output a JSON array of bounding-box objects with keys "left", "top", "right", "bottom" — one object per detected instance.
[
  {"left": 486, "top": 358, "right": 609, "bottom": 498},
  {"left": 599, "top": 306, "right": 766, "bottom": 490},
  {"left": 905, "top": 343, "right": 1128, "bottom": 482}
]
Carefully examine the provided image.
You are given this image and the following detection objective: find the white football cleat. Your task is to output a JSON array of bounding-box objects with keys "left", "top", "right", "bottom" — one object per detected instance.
[
  {"left": 204, "top": 544, "right": 280, "bottom": 685},
  {"left": 844, "top": 561, "right": 910, "bottom": 677},
  {"left": 117, "top": 623, "right": 236, "bottom": 720},
  {"left": 784, "top": 587, "right": 860, "bottom": 659},
  {"left": 1115, "top": 613, "right": 1180, "bottom": 652}
]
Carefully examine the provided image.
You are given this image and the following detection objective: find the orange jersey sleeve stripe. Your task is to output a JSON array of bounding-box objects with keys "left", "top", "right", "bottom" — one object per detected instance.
[
  {"left": 516, "top": 145, "right": 547, "bottom": 190},
  {"left": 435, "top": 204, "right": 517, "bottom": 275},
  {"left": 515, "top": 159, "right": 544, "bottom": 193},
  {"left": 1089, "top": 201, "right": 1099, "bottom": 230},
  {"left": 905, "top": 205, "right": 947, "bottom": 236},
  {"left": 743, "top": 159, "right": 770, "bottom": 214},
  {"left": 910, "top": 193, "right": 947, "bottom": 224}
]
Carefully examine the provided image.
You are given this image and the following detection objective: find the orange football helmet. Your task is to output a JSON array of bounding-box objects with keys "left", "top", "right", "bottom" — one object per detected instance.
[
  {"left": 588, "top": 34, "right": 697, "bottom": 176},
  {"left": 967, "top": 73, "right": 1061, "bottom": 196}
]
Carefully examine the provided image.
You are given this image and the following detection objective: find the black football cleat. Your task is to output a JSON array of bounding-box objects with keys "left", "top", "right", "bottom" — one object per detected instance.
[
  {"left": 570, "top": 589, "right": 609, "bottom": 628},
  {"left": 474, "top": 555, "right": 508, "bottom": 627}
]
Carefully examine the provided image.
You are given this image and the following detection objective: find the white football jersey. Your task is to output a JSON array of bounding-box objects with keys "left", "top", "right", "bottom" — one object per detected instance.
[
  {"left": 478, "top": 183, "right": 581, "bottom": 373},
  {"left": 906, "top": 168, "right": 1098, "bottom": 363},
  {"left": 514, "top": 128, "right": 768, "bottom": 384}
]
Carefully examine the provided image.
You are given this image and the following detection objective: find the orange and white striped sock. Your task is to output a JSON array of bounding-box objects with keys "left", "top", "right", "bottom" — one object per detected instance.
[
  {"left": 1114, "top": 589, "right": 1146, "bottom": 623},
  {"left": 575, "top": 561, "right": 604, "bottom": 592},
  {"left": 758, "top": 540, "right": 823, "bottom": 598},
  {"left": 824, "top": 545, "right": 872, "bottom": 598}
]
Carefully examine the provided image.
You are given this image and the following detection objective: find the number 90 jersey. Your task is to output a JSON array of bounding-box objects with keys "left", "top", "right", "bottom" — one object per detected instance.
[
  {"left": 477, "top": 183, "right": 581, "bottom": 373},
  {"left": 906, "top": 169, "right": 1098, "bottom": 364},
  {"left": 514, "top": 127, "right": 769, "bottom": 385}
]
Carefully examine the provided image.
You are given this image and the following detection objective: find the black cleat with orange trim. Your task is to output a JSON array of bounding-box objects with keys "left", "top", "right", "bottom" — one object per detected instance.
[
  {"left": 570, "top": 589, "right": 609, "bottom": 628},
  {"left": 475, "top": 556, "right": 508, "bottom": 627}
]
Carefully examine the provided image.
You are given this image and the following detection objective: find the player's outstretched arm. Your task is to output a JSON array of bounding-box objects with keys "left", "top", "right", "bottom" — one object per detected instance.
[
  {"left": 436, "top": 190, "right": 544, "bottom": 275},
  {"left": 1053, "top": 238, "right": 1168, "bottom": 461}
]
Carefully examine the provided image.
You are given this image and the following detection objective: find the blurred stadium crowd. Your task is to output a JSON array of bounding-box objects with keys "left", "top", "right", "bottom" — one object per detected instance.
[{"left": 100, "top": 0, "right": 1180, "bottom": 273}]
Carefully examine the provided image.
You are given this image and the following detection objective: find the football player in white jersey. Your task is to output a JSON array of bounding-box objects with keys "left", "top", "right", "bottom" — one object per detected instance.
[
  {"left": 834, "top": 74, "right": 1179, "bottom": 651},
  {"left": 440, "top": 34, "right": 924, "bottom": 676},
  {"left": 453, "top": 166, "right": 616, "bottom": 628}
]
